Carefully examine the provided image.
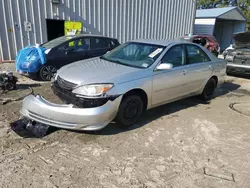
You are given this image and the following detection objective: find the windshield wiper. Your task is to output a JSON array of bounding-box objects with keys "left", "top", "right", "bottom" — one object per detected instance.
[{"left": 100, "top": 56, "right": 143, "bottom": 69}]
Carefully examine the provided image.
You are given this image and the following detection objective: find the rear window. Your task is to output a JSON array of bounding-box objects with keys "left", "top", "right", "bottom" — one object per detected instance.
[{"left": 91, "top": 38, "right": 109, "bottom": 49}]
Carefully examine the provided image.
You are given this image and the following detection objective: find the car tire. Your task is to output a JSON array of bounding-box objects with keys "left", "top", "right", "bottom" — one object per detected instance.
[
  {"left": 201, "top": 78, "right": 217, "bottom": 101},
  {"left": 39, "top": 65, "right": 57, "bottom": 81},
  {"left": 116, "top": 95, "right": 143, "bottom": 127}
]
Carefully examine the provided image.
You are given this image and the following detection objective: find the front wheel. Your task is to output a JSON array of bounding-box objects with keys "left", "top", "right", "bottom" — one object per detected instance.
[
  {"left": 201, "top": 78, "right": 217, "bottom": 101},
  {"left": 116, "top": 95, "right": 143, "bottom": 127},
  {"left": 39, "top": 65, "right": 57, "bottom": 81}
]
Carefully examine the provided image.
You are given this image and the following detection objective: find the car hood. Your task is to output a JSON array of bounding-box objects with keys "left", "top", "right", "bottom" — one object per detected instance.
[
  {"left": 57, "top": 57, "right": 148, "bottom": 85},
  {"left": 233, "top": 32, "right": 250, "bottom": 49}
]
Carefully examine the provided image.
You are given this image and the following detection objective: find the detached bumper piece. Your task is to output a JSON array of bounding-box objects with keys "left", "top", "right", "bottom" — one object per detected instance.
[{"left": 20, "top": 95, "right": 122, "bottom": 131}]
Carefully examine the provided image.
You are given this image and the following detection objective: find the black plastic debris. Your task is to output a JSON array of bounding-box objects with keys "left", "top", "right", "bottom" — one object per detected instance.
[{"left": 11, "top": 117, "right": 50, "bottom": 138}]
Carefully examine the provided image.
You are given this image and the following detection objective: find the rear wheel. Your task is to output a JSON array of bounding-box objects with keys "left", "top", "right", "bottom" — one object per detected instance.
[
  {"left": 39, "top": 65, "right": 57, "bottom": 81},
  {"left": 116, "top": 95, "right": 143, "bottom": 127},
  {"left": 201, "top": 78, "right": 217, "bottom": 101}
]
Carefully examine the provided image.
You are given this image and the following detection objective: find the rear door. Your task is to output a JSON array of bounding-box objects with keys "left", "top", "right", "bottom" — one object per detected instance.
[
  {"left": 63, "top": 37, "right": 91, "bottom": 62},
  {"left": 90, "top": 37, "right": 110, "bottom": 57},
  {"left": 184, "top": 44, "right": 213, "bottom": 94}
]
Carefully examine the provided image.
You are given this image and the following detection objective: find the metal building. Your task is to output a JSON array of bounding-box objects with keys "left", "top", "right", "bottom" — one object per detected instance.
[
  {"left": 0, "top": 0, "right": 196, "bottom": 61},
  {"left": 194, "top": 7, "right": 247, "bottom": 50}
]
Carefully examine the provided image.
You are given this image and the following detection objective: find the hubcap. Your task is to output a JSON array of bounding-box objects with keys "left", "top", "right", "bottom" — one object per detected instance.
[{"left": 41, "top": 66, "right": 57, "bottom": 80}]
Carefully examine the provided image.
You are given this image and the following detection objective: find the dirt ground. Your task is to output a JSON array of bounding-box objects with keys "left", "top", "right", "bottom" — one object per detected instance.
[{"left": 0, "top": 63, "right": 250, "bottom": 188}]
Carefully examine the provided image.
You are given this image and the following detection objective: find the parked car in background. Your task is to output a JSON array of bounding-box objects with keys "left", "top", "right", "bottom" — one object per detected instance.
[
  {"left": 225, "top": 32, "right": 250, "bottom": 76},
  {"left": 222, "top": 44, "right": 235, "bottom": 59},
  {"left": 20, "top": 39, "right": 226, "bottom": 131},
  {"left": 180, "top": 34, "right": 220, "bottom": 56},
  {"left": 16, "top": 35, "right": 120, "bottom": 81}
]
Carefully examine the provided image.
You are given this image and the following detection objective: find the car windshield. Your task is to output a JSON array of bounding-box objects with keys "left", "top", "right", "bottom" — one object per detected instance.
[
  {"left": 42, "top": 36, "right": 74, "bottom": 49},
  {"left": 101, "top": 42, "right": 165, "bottom": 68}
]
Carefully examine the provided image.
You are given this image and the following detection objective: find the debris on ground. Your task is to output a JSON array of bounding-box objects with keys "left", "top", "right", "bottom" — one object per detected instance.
[
  {"left": 0, "top": 70, "right": 18, "bottom": 92},
  {"left": 204, "top": 167, "right": 235, "bottom": 182},
  {"left": 0, "top": 87, "right": 33, "bottom": 105},
  {"left": 11, "top": 117, "right": 50, "bottom": 138}
]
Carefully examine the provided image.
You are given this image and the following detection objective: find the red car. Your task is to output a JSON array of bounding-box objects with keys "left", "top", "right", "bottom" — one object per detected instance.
[{"left": 180, "top": 35, "right": 220, "bottom": 56}]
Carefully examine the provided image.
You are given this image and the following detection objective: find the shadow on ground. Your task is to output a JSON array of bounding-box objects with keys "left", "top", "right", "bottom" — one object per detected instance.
[
  {"left": 17, "top": 83, "right": 41, "bottom": 90},
  {"left": 10, "top": 82, "right": 241, "bottom": 138},
  {"left": 86, "top": 81, "right": 241, "bottom": 136}
]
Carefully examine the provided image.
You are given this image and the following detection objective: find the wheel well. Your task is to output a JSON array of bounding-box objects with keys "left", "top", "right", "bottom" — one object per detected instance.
[
  {"left": 210, "top": 76, "right": 218, "bottom": 86},
  {"left": 123, "top": 89, "right": 148, "bottom": 111}
]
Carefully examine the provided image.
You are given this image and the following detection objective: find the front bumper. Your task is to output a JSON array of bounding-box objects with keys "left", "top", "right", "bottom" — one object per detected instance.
[
  {"left": 20, "top": 95, "right": 122, "bottom": 131},
  {"left": 227, "top": 63, "right": 250, "bottom": 75}
]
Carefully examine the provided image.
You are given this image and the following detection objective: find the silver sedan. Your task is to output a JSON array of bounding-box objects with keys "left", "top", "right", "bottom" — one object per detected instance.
[{"left": 20, "top": 39, "right": 227, "bottom": 131}]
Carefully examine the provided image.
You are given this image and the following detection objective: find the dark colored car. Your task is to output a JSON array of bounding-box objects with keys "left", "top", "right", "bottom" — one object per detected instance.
[
  {"left": 225, "top": 32, "right": 250, "bottom": 76},
  {"left": 17, "top": 35, "right": 120, "bottom": 81},
  {"left": 180, "top": 35, "right": 220, "bottom": 56}
]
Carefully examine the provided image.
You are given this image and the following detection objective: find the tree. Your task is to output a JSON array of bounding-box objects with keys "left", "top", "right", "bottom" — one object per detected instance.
[{"left": 197, "top": 0, "right": 250, "bottom": 30}]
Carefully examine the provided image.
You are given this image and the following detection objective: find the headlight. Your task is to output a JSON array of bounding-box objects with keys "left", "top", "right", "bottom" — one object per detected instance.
[{"left": 72, "top": 84, "right": 114, "bottom": 97}]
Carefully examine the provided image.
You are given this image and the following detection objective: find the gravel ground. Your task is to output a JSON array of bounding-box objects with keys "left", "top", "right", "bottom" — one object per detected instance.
[{"left": 0, "top": 63, "right": 250, "bottom": 188}]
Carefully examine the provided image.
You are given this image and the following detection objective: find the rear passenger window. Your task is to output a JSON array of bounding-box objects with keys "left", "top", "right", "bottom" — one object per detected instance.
[
  {"left": 186, "top": 45, "right": 211, "bottom": 64},
  {"left": 75, "top": 38, "right": 90, "bottom": 51},
  {"left": 91, "top": 38, "right": 109, "bottom": 49}
]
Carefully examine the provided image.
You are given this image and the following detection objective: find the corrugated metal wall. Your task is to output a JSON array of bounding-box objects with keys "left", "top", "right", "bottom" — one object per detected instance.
[{"left": 0, "top": 0, "right": 196, "bottom": 60}]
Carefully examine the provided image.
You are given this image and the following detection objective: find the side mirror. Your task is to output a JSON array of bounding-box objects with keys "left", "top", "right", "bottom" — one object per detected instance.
[{"left": 156, "top": 63, "right": 173, "bottom": 71}]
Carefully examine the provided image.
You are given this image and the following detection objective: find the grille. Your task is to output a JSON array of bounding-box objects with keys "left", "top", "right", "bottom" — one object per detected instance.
[{"left": 56, "top": 76, "right": 77, "bottom": 91}]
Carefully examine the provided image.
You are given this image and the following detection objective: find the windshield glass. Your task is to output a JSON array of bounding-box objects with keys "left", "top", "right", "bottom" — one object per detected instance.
[
  {"left": 42, "top": 36, "right": 74, "bottom": 49},
  {"left": 101, "top": 42, "right": 165, "bottom": 68}
]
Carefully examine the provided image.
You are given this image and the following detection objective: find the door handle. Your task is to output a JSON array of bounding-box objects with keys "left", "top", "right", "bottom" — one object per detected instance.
[{"left": 181, "top": 70, "right": 187, "bottom": 75}]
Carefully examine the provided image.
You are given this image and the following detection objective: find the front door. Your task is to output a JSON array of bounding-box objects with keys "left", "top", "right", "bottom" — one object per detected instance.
[
  {"left": 152, "top": 44, "right": 190, "bottom": 106},
  {"left": 52, "top": 38, "right": 91, "bottom": 68}
]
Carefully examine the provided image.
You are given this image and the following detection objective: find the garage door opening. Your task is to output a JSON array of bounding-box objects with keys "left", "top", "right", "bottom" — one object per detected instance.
[{"left": 46, "top": 19, "right": 65, "bottom": 41}]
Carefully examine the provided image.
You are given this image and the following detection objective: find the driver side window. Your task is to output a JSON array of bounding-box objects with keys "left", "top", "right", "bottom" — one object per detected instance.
[
  {"left": 58, "top": 40, "right": 77, "bottom": 52},
  {"left": 161, "top": 45, "right": 185, "bottom": 68}
]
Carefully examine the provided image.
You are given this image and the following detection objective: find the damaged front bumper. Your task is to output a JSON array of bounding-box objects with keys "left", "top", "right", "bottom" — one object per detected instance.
[{"left": 20, "top": 95, "right": 122, "bottom": 131}]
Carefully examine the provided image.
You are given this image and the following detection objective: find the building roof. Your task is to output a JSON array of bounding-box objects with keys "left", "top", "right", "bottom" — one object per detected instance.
[{"left": 196, "top": 7, "right": 247, "bottom": 21}]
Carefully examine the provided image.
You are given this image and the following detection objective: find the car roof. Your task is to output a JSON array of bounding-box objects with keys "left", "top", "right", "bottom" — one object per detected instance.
[
  {"left": 131, "top": 38, "right": 190, "bottom": 46},
  {"left": 66, "top": 34, "right": 118, "bottom": 40}
]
